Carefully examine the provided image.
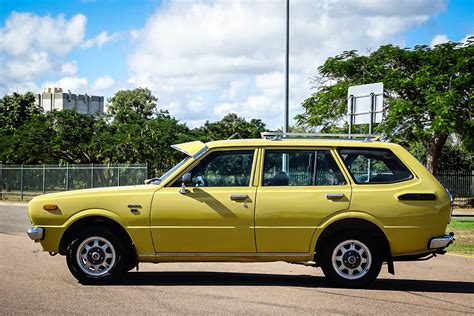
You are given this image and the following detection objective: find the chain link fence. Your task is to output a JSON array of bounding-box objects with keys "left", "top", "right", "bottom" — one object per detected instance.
[
  {"left": 0, "top": 163, "right": 149, "bottom": 201},
  {"left": 1, "top": 163, "right": 472, "bottom": 206}
]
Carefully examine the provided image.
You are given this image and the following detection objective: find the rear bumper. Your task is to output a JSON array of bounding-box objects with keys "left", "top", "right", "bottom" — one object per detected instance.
[
  {"left": 26, "top": 227, "right": 44, "bottom": 242},
  {"left": 428, "top": 234, "right": 454, "bottom": 250}
]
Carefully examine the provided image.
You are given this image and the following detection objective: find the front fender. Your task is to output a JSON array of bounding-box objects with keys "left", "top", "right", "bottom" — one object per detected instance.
[{"left": 38, "top": 209, "right": 130, "bottom": 253}]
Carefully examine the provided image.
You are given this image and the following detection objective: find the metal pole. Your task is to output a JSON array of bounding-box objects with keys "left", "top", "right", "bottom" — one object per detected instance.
[
  {"left": 349, "top": 95, "right": 355, "bottom": 137},
  {"left": 66, "top": 163, "right": 69, "bottom": 190},
  {"left": 20, "top": 164, "right": 24, "bottom": 201},
  {"left": 369, "top": 93, "right": 375, "bottom": 135},
  {"left": 117, "top": 163, "right": 120, "bottom": 186},
  {"left": 282, "top": 0, "right": 290, "bottom": 173},
  {"left": 42, "top": 164, "right": 45, "bottom": 194},
  {"left": 91, "top": 163, "right": 94, "bottom": 188},
  {"left": 367, "top": 93, "right": 375, "bottom": 181},
  {"left": 283, "top": 0, "right": 289, "bottom": 133}
]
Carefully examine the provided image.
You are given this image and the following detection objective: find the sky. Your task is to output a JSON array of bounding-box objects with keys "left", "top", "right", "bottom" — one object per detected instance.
[{"left": 0, "top": 0, "right": 473, "bottom": 128}]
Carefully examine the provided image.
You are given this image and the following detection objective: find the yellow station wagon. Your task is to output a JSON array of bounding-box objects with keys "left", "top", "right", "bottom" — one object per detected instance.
[{"left": 27, "top": 133, "right": 454, "bottom": 287}]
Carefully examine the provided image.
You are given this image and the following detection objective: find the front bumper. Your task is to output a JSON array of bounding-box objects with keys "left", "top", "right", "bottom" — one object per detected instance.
[
  {"left": 428, "top": 233, "right": 454, "bottom": 250},
  {"left": 26, "top": 227, "right": 44, "bottom": 242}
]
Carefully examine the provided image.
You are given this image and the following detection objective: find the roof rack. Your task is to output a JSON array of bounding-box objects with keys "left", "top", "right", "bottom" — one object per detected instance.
[{"left": 260, "top": 132, "right": 382, "bottom": 142}]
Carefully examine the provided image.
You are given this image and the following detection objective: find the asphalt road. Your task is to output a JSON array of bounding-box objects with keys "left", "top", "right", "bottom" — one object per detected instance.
[{"left": 1, "top": 202, "right": 473, "bottom": 315}]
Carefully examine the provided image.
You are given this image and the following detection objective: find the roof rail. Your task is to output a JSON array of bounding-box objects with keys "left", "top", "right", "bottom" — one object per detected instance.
[{"left": 260, "top": 132, "right": 382, "bottom": 142}]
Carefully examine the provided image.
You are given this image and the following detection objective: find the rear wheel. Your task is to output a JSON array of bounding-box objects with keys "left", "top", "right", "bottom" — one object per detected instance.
[
  {"left": 320, "top": 232, "right": 382, "bottom": 287},
  {"left": 66, "top": 227, "right": 128, "bottom": 284}
]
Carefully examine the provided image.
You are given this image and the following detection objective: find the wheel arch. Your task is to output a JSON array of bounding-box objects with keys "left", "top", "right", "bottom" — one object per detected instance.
[
  {"left": 58, "top": 214, "right": 136, "bottom": 260},
  {"left": 313, "top": 216, "right": 392, "bottom": 266}
]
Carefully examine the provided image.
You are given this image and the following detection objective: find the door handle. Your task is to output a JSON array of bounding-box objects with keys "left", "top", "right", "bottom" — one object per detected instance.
[
  {"left": 326, "top": 193, "right": 344, "bottom": 200},
  {"left": 230, "top": 194, "right": 248, "bottom": 201}
]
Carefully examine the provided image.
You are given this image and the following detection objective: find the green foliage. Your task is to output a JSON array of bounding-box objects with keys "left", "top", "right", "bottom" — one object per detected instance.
[
  {"left": 0, "top": 90, "right": 266, "bottom": 178},
  {"left": 107, "top": 88, "right": 158, "bottom": 123},
  {"left": 297, "top": 38, "right": 474, "bottom": 173},
  {"left": 194, "top": 113, "right": 266, "bottom": 141},
  {"left": 0, "top": 92, "right": 42, "bottom": 135}
]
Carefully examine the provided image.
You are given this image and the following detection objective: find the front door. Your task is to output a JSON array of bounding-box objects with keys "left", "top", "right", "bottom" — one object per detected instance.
[
  {"left": 151, "top": 149, "right": 257, "bottom": 253},
  {"left": 255, "top": 148, "right": 351, "bottom": 253}
]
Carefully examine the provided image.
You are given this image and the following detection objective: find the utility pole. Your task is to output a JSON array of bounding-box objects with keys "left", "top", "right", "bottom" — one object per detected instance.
[
  {"left": 283, "top": 0, "right": 289, "bottom": 133},
  {"left": 282, "top": 0, "right": 290, "bottom": 173}
]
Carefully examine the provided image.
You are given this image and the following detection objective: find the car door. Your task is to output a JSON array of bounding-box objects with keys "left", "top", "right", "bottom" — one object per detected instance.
[
  {"left": 255, "top": 148, "right": 351, "bottom": 253},
  {"left": 150, "top": 149, "right": 257, "bottom": 253}
]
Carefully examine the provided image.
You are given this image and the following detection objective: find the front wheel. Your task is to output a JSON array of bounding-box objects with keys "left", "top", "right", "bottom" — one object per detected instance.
[
  {"left": 320, "top": 232, "right": 382, "bottom": 287},
  {"left": 66, "top": 227, "right": 128, "bottom": 284}
]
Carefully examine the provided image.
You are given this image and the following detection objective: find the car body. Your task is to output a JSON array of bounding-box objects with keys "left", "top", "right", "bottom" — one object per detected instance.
[{"left": 27, "top": 133, "right": 454, "bottom": 286}]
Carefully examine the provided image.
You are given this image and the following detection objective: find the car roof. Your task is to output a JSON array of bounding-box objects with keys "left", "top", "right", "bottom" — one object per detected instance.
[{"left": 206, "top": 138, "right": 399, "bottom": 149}]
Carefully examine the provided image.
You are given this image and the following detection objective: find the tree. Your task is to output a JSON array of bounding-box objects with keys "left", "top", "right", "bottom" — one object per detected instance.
[
  {"left": 48, "top": 110, "right": 98, "bottom": 164},
  {"left": 107, "top": 88, "right": 158, "bottom": 123},
  {"left": 0, "top": 92, "right": 42, "bottom": 135},
  {"left": 194, "top": 113, "right": 266, "bottom": 141},
  {"left": 296, "top": 39, "right": 473, "bottom": 173}
]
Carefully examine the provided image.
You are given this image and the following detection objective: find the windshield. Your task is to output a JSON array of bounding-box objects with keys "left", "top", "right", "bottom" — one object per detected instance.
[{"left": 152, "top": 157, "right": 190, "bottom": 184}]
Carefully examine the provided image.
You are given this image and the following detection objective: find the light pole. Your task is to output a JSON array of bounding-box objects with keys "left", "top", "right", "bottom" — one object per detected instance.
[
  {"left": 283, "top": 0, "right": 289, "bottom": 134},
  {"left": 282, "top": 0, "right": 290, "bottom": 173}
]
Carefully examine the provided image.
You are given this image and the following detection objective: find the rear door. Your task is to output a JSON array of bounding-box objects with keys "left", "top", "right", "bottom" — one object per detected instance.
[{"left": 255, "top": 148, "right": 351, "bottom": 253}]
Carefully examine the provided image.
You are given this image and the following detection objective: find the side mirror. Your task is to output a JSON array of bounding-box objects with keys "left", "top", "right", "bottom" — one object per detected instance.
[
  {"left": 179, "top": 173, "right": 192, "bottom": 194},
  {"left": 182, "top": 173, "right": 192, "bottom": 185}
]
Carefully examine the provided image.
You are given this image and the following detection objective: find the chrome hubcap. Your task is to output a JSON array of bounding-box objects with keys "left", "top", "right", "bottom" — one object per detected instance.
[
  {"left": 76, "top": 236, "right": 116, "bottom": 276},
  {"left": 332, "top": 239, "right": 372, "bottom": 280}
]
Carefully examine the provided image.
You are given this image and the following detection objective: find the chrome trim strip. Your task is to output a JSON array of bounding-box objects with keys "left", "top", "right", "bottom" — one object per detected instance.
[{"left": 192, "top": 145, "right": 209, "bottom": 159}]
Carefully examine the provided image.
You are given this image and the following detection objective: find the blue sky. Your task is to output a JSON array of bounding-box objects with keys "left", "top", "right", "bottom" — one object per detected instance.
[{"left": 1, "top": 0, "right": 472, "bottom": 128}]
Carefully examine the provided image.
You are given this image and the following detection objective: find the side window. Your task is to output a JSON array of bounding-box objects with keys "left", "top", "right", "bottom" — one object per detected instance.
[
  {"left": 338, "top": 148, "right": 413, "bottom": 184},
  {"left": 263, "top": 150, "right": 346, "bottom": 186},
  {"left": 174, "top": 150, "right": 254, "bottom": 187}
]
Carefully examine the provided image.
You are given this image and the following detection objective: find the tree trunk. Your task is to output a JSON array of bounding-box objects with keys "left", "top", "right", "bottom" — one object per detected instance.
[{"left": 425, "top": 134, "right": 448, "bottom": 174}]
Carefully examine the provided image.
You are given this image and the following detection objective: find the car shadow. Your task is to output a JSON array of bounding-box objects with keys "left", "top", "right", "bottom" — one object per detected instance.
[{"left": 99, "top": 271, "right": 474, "bottom": 293}]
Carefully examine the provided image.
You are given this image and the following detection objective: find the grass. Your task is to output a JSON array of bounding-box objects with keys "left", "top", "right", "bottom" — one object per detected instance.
[{"left": 446, "top": 218, "right": 474, "bottom": 256}]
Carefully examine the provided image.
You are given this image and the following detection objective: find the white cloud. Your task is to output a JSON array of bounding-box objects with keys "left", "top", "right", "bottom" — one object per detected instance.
[
  {"left": 0, "top": 12, "right": 121, "bottom": 95},
  {"left": 43, "top": 76, "right": 88, "bottom": 93},
  {"left": 128, "top": 0, "right": 445, "bottom": 128},
  {"left": 81, "top": 31, "right": 120, "bottom": 48},
  {"left": 0, "top": 12, "right": 87, "bottom": 94},
  {"left": 431, "top": 34, "right": 449, "bottom": 46},
  {"left": 61, "top": 61, "right": 78, "bottom": 76},
  {"left": 461, "top": 33, "right": 473, "bottom": 44},
  {"left": 0, "top": 12, "right": 86, "bottom": 56},
  {"left": 92, "top": 75, "right": 115, "bottom": 91}
]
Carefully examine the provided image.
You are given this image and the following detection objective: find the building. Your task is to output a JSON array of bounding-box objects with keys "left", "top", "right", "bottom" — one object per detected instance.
[{"left": 35, "top": 87, "right": 104, "bottom": 114}]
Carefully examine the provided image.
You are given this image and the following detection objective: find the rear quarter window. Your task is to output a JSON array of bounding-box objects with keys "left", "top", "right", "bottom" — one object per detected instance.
[{"left": 338, "top": 148, "right": 413, "bottom": 184}]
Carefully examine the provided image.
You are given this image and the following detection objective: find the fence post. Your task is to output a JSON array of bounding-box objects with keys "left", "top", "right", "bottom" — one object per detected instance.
[
  {"left": 66, "top": 163, "right": 69, "bottom": 191},
  {"left": 91, "top": 163, "right": 94, "bottom": 188},
  {"left": 117, "top": 163, "right": 120, "bottom": 186},
  {"left": 0, "top": 162, "right": 2, "bottom": 200},
  {"left": 42, "top": 164, "right": 45, "bottom": 194},
  {"left": 20, "top": 164, "right": 24, "bottom": 201}
]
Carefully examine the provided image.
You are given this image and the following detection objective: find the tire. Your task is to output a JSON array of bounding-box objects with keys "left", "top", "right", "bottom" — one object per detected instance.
[
  {"left": 320, "top": 232, "right": 382, "bottom": 288},
  {"left": 66, "top": 226, "right": 128, "bottom": 284}
]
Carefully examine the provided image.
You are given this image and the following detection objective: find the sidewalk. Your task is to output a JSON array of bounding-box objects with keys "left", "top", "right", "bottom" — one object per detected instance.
[{"left": 453, "top": 208, "right": 474, "bottom": 217}]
